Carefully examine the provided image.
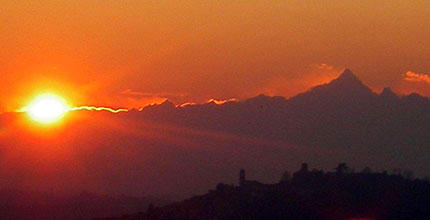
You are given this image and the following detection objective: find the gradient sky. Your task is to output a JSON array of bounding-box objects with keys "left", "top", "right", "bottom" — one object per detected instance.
[{"left": 1, "top": 0, "right": 430, "bottom": 112}]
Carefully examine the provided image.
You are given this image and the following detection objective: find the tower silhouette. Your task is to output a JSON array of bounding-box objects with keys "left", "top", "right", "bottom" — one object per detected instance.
[{"left": 239, "top": 169, "right": 246, "bottom": 187}]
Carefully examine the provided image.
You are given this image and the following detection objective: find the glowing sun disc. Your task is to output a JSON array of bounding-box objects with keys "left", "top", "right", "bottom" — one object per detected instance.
[{"left": 26, "top": 94, "right": 69, "bottom": 124}]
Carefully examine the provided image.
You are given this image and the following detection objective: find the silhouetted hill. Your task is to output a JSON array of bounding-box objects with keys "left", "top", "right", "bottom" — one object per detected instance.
[
  {"left": 96, "top": 163, "right": 430, "bottom": 220},
  {"left": 0, "top": 189, "right": 169, "bottom": 220}
]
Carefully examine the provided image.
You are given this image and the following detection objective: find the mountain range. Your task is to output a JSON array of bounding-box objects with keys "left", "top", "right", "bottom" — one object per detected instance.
[{"left": 135, "top": 69, "right": 430, "bottom": 177}]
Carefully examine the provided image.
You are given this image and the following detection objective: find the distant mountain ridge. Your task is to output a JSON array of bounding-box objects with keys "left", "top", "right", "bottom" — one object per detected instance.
[
  {"left": 137, "top": 69, "right": 430, "bottom": 176},
  {"left": 138, "top": 68, "right": 430, "bottom": 141}
]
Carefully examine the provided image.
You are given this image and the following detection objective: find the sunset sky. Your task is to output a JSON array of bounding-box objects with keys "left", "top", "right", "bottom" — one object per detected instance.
[{"left": 1, "top": 0, "right": 430, "bottom": 112}]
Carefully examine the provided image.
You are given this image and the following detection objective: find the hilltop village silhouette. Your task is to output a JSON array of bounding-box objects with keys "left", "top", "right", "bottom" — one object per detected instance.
[{"left": 97, "top": 162, "right": 430, "bottom": 220}]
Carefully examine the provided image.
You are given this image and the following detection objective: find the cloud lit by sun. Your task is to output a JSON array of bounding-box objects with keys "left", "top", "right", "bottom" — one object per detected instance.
[
  {"left": 404, "top": 71, "right": 430, "bottom": 84},
  {"left": 70, "top": 106, "right": 128, "bottom": 113}
]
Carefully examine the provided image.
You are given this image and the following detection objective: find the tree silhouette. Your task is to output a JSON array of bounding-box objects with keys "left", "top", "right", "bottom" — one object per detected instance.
[
  {"left": 403, "top": 170, "right": 414, "bottom": 180},
  {"left": 361, "top": 167, "right": 372, "bottom": 173},
  {"left": 280, "top": 171, "right": 291, "bottom": 182},
  {"left": 334, "top": 163, "right": 348, "bottom": 174}
]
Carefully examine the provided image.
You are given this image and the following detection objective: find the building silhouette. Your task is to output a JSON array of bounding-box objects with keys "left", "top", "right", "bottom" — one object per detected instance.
[{"left": 239, "top": 169, "right": 246, "bottom": 187}]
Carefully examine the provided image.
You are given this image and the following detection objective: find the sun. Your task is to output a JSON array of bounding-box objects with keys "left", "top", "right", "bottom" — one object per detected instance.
[{"left": 25, "top": 93, "right": 70, "bottom": 124}]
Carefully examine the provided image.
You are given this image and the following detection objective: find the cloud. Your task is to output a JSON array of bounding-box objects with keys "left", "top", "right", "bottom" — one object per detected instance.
[
  {"left": 177, "top": 102, "right": 197, "bottom": 107},
  {"left": 393, "top": 71, "right": 430, "bottom": 97},
  {"left": 206, "top": 98, "right": 238, "bottom": 105},
  {"left": 70, "top": 106, "right": 128, "bottom": 113},
  {"left": 404, "top": 71, "right": 430, "bottom": 84},
  {"left": 313, "top": 63, "right": 335, "bottom": 70}
]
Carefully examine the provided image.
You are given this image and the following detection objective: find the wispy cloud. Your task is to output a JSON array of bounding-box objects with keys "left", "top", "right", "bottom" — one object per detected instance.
[
  {"left": 404, "top": 71, "right": 430, "bottom": 84},
  {"left": 70, "top": 106, "right": 128, "bottom": 113},
  {"left": 177, "top": 102, "right": 197, "bottom": 108},
  {"left": 207, "top": 98, "right": 238, "bottom": 105},
  {"left": 312, "top": 63, "right": 335, "bottom": 70}
]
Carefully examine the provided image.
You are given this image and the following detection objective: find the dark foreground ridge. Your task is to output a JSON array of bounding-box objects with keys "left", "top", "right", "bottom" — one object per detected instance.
[{"left": 95, "top": 163, "right": 430, "bottom": 220}]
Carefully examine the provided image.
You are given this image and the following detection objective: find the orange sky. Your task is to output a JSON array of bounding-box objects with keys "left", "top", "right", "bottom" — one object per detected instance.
[{"left": 1, "top": 0, "right": 430, "bottom": 112}]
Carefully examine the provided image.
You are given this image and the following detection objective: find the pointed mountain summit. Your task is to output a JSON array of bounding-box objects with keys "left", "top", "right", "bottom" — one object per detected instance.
[
  {"left": 379, "top": 87, "right": 398, "bottom": 100},
  {"left": 328, "top": 68, "right": 367, "bottom": 89},
  {"left": 337, "top": 68, "right": 359, "bottom": 81},
  {"left": 380, "top": 87, "right": 396, "bottom": 96},
  {"left": 292, "top": 69, "right": 374, "bottom": 98},
  {"left": 289, "top": 69, "right": 377, "bottom": 108},
  {"left": 320, "top": 68, "right": 375, "bottom": 96},
  {"left": 142, "top": 99, "right": 176, "bottom": 112},
  {"left": 378, "top": 87, "right": 400, "bottom": 106},
  {"left": 158, "top": 100, "right": 176, "bottom": 109}
]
